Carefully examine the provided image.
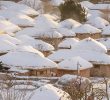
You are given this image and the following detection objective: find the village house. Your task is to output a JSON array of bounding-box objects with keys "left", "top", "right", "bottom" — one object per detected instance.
[
  {"left": 72, "top": 24, "right": 102, "bottom": 39},
  {"left": 0, "top": 0, "right": 39, "bottom": 17},
  {"left": 86, "top": 17, "right": 109, "bottom": 30},
  {"left": 0, "top": 39, "right": 17, "bottom": 56},
  {"left": 48, "top": 38, "right": 110, "bottom": 77},
  {"left": 97, "top": 38, "right": 110, "bottom": 54},
  {"left": 57, "top": 27, "right": 76, "bottom": 38},
  {"left": 0, "top": 46, "right": 58, "bottom": 77},
  {"left": 102, "top": 25, "right": 110, "bottom": 37},
  {"left": 48, "top": 49, "right": 110, "bottom": 77},
  {"left": 57, "top": 56, "right": 93, "bottom": 77},
  {"left": 16, "top": 35, "right": 54, "bottom": 56},
  {"left": 0, "top": 19, "right": 21, "bottom": 33},
  {"left": 58, "top": 38, "right": 79, "bottom": 49}
]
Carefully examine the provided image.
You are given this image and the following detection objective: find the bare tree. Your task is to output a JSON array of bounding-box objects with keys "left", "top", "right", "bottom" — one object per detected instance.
[
  {"left": 0, "top": 73, "right": 35, "bottom": 100},
  {"left": 63, "top": 77, "right": 110, "bottom": 100}
]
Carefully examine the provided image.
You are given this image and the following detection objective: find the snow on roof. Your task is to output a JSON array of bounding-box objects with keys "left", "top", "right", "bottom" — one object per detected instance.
[
  {"left": 57, "top": 28, "right": 76, "bottom": 37},
  {"left": 9, "top": 14, "right": 35, "bottom": 27},
  {"left": 0, "top": 20, "right": 21, "bottom": 33},
  {"left": 15, "top": 27, "right": 40, "bottom": 37},
  {"left": 58, "top": 38, "right": 79, "bottom": 49},
  {"left": 0, "top": 39, "right": 17, "bottom": 53},
  {"left": 0, "top": 34, "right": 21, "bottom": 45},
  {"left": 87, "top": 10, "right": 104, "bottom": 19},
  {"left": 30, "top": 84, "right": 70, "bottom": 100},
  {"left": 97, "top": 38, "right": 110, "bottom": 50},
  {"left": 9, "top": 67, "right": 29, "bottom": 73},
  {"left": 16, "top": 35, "right": 54, "bottom": 51},
  {"left": 48, "top": 49, "right": 110, "bottom": 64},
  {"left": 59, "top": 19, "right": 81, "bottom": 29},
  {"left": 50, "top": 0, "right": 64, "bottom": 6},
  {"left": 90, "top": 4, "right": 110, "bottom": 10},
  {"left": 0, "top": 1, "right": 39, "bottom": 16},
  {"left": 102, "top": 25, "right": 110, "bottom": 35},
  {"left": 80, "top": 1, "right": 94, "bottom": 9},
  {"left": 86, "top": 17, "right": 109, "bottom": 29},
  {"left": 73, "top": 37, "right": 107, "bottom": 53},
  {"left": 0, "top": 50, "right": 57, "bottom": 69},
  {"left": 58, "top": 56, "right": 93, "bottom": 70},
  {"left": 15, "top": 45, "right": 44, "bottom": 57},
  {"left": 35, "top": 14, "right": 59, "bottom": 21},
  {"left": 16, "top": 27, "right": 62, "bottom": 38},
  {"left": 34, "top": 14, "right": 59, "bottom": 30},
  {"left": 72, "top": 24, "right": 101, "bottom": 34},
  {"left": 19, "top": 0, "right": 42, "bottom": 11},
  {"left": 0, "top": 16, "right": 5, "bottom": 20},
  {"left": 0, "top": 10, "right": 25, "bottom": 20},
  {"left": 0, "top": 30, "right": 6, "bottom": 34},
  {"left": 57, "top": 74, "right": 91, "bottom": 85}
]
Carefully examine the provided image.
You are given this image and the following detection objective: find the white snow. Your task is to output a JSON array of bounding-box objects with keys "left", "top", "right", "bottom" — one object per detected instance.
[
  {"left": 50, "top": 0, "right": 64, "bottom": 6},
  {"left": 15, "top": 45, "right": 44, "bottom": 57},
  {"left": 102, "top": 25, "right": 110, "bottom": 35},
  {"left": 0, "top": 1, "right": 39, "bottom": 16},
  {"left": 58, "top": 38, "right": 79, "bottom": 49},
  {"left": 57, "top": 74, "right": 91, "bottom": 85},
  {"left": 30, "top": 84, "right": 71, "bottom": 100},
  {"left": 16, "top": 27, "right": 63, "bottom": 38},
  {"left": 57, "top": 28, "right": 76, "bottom": 37},
  {"left": 0, "top": 34, "right": 22, "bottom": 45},
  {"left": 16, "top": 35, "right": 54, "bottom": 51},
  {"left": 72, "top": 24, "right": 101, "bottom": 34},
  {"left": 48, "top": 49, "right": 110, "bottom": 64},
  {"left": 73, "top": 37, "right": 107, "bottom": 53},
  {"left": 58, "top": 56, "right": 93, "bottom": 70},
  {"left": 80, "top": 1, "right": 94, "bottom": 9},
  {"left": 59, "top": 19, "right": 81, "bottom": 29},
  {"left": 86, "top": 17, "right": 109, "bottom": 29},
  {"left": 0, "top": 50, "right": 58, "bottom": 69},
  {"left": 87, "top": 10, "right": 104, "bottom": 19},
  {"left": 9, "top": 14, "right": 35, "bottom": 27},
  {"left": 19, "top": 0, "right": 42, "bottom": 11},
  {"left": 97, "top": 38, "right": 110, "bottom": 50},
  {"left": 0, "top": 40, "right": 17, "bottom": 53},
  {"left": 90, "top": 4, "right": 110, "bottom": 10},
  {"left": 0, "top": 10, "right": 25, "bottom": 19},
  {"left": 0, "top": 20, "right": 21, "bottom": 33},
  {"left": 34, "top": 14, "right": 59, "bottom": 30}
]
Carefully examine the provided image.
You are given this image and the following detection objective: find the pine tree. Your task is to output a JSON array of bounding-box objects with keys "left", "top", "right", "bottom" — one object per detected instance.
[
  {"left": 0, "top": 61, "right": 4, "bottom": 71},
  {"left": 0, "top": 61, "right": 9, "bottom": 72},
  {"left": 59, "top": 0, "right": 87, "bottom": 22}
]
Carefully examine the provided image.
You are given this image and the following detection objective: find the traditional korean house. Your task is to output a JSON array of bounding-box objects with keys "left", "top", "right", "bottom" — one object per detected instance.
[
  {"left": 57, "top": 56, "right": 93, "bottom": 77},
  {"left": 73, "top": 24, "right": 102, "bottom": 39}
]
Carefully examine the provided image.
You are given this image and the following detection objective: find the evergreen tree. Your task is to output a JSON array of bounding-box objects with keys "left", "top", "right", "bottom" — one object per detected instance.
[
  {"left": 0, "top": 61, "right": 9, "bottom": 72},
  {"left": 59, "top": 0, "right": 87, "bottom": 22},
  {"left": 0, "top": 61, "right": 4, "bottom": 71}
]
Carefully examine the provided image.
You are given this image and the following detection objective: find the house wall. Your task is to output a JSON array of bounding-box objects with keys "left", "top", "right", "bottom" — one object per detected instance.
[
  {"left": 90, "top": 64, "right": 110, "bottom": 77},
  {"left": 57, "top": 68, "right": 91, "bottom": 77},
  {"left": 24, "top": 68, "right": 57, "bottom": 77},
  {"left": 76, "top": 33, "right": 101, "bottom": 40},
  {"left": 40, "top": 38, "right": 62, "bottom": 50}
]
